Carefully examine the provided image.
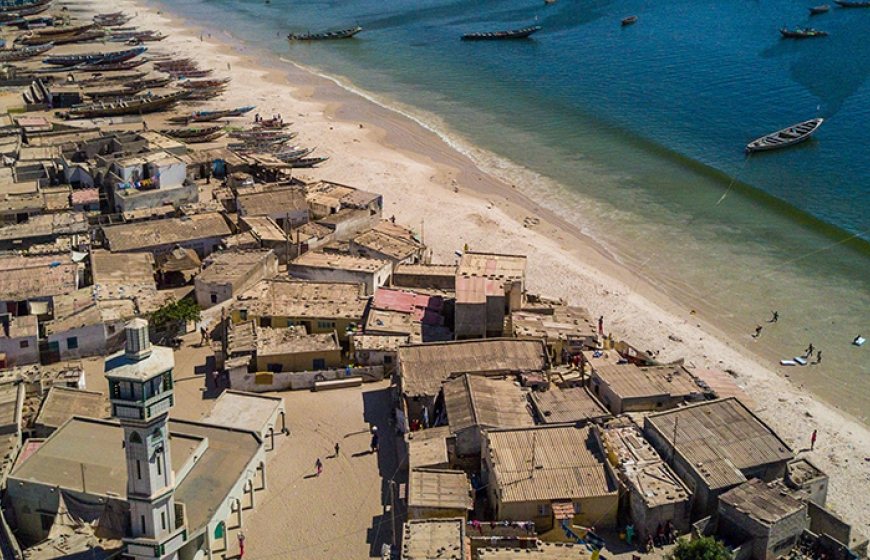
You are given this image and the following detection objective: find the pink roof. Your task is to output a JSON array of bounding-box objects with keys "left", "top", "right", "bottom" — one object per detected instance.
[
  {"left": 17, "top": 116, "right": 49, "bottom": 128},
  {"left": 71, "top": 188, "right": 99, "bottom": 205},
  {"left": 372, "top": 288, "right": 443, "bottom": 325}
]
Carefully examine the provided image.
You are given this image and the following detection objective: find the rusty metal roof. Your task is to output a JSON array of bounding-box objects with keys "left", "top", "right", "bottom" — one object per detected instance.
[
  {"left": 399, "top": 338, "right": 548, "bottom": 398},
  {"left": 486, "top": 425, "right": 617, "bottom": 504}
]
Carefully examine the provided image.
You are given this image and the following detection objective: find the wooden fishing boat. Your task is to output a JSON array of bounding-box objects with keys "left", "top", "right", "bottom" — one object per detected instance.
[
  {"left": 288, "top": 25, "right": 362, "bottom": 41},
  {"left": 0, "top": 0, "right": 50, "bottom": 14},
  {"left": 168, "top": 105, "right": 256, "bottom": 123},
  {"left": 25, "top": 22, "right": 95, "bottom": 38},
  {"left": 177, "top": 77, "right": 230, "bottom": 89},
  {"left": 182, "top": 86, "right": 227, "bottom": 101},
  {"left": 462, "top": 25, "right": 541, "bottom": 41},
  {"left": 834, "top": 0, "right": 870, "bottom": 6},
  {"left": 160, "top": 125, "right": 224, "bottom": 139},
  {"left": 130, "top": 76, "right": 172, "bottom": 89},
  {"left": 80, "top": 58, "right": 147, "bottom": 72},
  {"left": 43, "top": 46, "right": 146, "bottom": 67},
  {"left": 780, "top": 27, "right": 828, "bottom": 38},
  {"left": 292, "top": 156, "right": 328, "bottom": 168},
  {"left": 276, "top": 147, "right": 315, "bottom": 162},
  {"left": 154, "top": 58, "right": 194, "bottom": 70},
  {"left": 621, "top": 15, "right": 638, "bottom": 26},
  {"left": 809, "top": 4, "right": 830, "bottom": 14},
  {"left": 20, "top": 29, "right": 106, "bottom": 45},
  {"left": 84, "top": 85, "right": 145, "bottom": 99},
  {"left": 168, "top": 69, "right": 213, "bottom": 78},
  {"left": 230, "top": 130, "right": 297, "bottom": 141},
  {"left": 0, "top": 2, "right": 48, "bottom": 19},
  {"left": 108, "top": 31, "right": 166, "bottom": 42},
  {"left": 177, "top": 130, "right": 226, "bottom": 143},
  {"left": 63, "top": 90, "right": 189, "bottom": 119},
  {"left": 745, "top": 118, "right": 824, "bottom": 153},
  {"left": 0, "top": 40, "right": 51, "bottom": 61}
]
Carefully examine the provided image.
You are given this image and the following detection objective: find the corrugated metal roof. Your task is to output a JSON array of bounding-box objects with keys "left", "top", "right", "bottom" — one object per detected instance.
[
  {"left": 720, "top": 479, "right": 805, "bottom": 525},
  {"left": 487, "top": 425, "right": 616, "bottom": 503},
  {"left": 399, "top": 339, "right": 548, "bottom": 398},
  {"left": 592, "top": 364, "right": 701, "bottom": 400},
  {"left": 443, "top": 374, "right": 534, "bottom": 433},
  {"left": 646, "top": 398, "right": 793, "bottom": 490},
  {"left": 408, "top": 468, "right": 473, "bottom": 511},
  {"left": 530, "top": 386, "right": 609, "bottom": 424}
]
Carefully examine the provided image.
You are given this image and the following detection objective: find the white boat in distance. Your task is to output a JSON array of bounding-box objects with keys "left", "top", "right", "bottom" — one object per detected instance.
[{"left": 746, "top": 118, "right": 824, "bottom": 153}]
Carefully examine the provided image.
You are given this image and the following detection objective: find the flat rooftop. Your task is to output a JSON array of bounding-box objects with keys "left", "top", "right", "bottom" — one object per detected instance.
[
  {"left": 398, "top": 338, "right": 548, "bottom": 398},
  {"left": 408, "top": 426, "right": 451, "bottom": 470},
  {"left": 90, "top": 250, "right": 156, "bottom": 287},
  {"left": 102, "top": 213, "right": 232, "bottom": 252},
  {"left": 394, "top": 263, "right": 457, "bottom": 277},
  {"left": 198, "top": 249, "right": 275, "bottom": 284},
  {"left": 645, "top": 398, "right": 794, "bottom": 490},
  {"left": 237, "top": 187, "right": 308, "bottom": 217},
  {"left": 408, "top": 468, "right": 473, "bottom": 511},
  {"left": 486, "top": 424, "right": 616, "bottom": 504},
  {"left": 352, "top": 228, "right": 421, "bottom": 260},
  {"left": 719, "top": 479, "right": 805, "bottom": 525},
  {"left": 256, "top": 327, "right": 339, "bottom": 355},
  {"left": 235, "top": 279, "right": 368, "bottom": 320},
  {"left": 593, "top": 364, "right": 701, "bottom": 400},
  {"left": 104, "top": 345, "right": 175, "bottom": 382},
  {"left": 512, "top": 306, "right": 597, "bottom": 341},
  {"left": 0, "top": 212, "right": 88, "bottom": 242},
  {"left": 242, "top": 216, "right": 286, "bottom": 243},
  {"left": 351, "top": 334, "right": 410, "bottom": 352},
  {"left": 530, "top": 386, "right": 610, "bottom": 424},
  {"left": 0, "top": 254, "right": 79, "bottom": 301},
  {"left": 458, "top": 251, "right": 526, "bottom": 281},
  {"left": 202, "top": 391, "right": 284, "bottom": 438},
  {"left": 478, "top": 542, "right": 591, "bottom": 559},
  {"left": 290, "top": 251, "right": 390, "bottom": 273},
  {"left": 401, "top": 518, "right": 466, "bottom": 560},
  {"left": 0, "top": 382, "right": 22, "bottom": 428}
]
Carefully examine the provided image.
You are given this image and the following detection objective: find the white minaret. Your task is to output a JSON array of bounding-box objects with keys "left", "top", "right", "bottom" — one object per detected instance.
[{"left": 105, "top": 319, "right": 186, "bottom": 560}]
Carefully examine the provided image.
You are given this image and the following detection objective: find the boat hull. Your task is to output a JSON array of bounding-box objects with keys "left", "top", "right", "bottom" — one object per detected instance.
[
  {"left": 461, "top": 25, "right": 542, "bottom": 41},
  {"left": 745, "top": 118, "right": 824, "bottom": 153}
]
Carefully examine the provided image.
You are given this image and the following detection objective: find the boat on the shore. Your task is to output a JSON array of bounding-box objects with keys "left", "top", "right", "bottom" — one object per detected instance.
[
  {"left": 834, "top": 0, "right": 870, "bottom": 6},
  {"left": 745, "top": 118, "right": 824, "bottom": 153},
  {"left": 288, "top": 26, "right": 362, "bottom": 41},
  {"left": 779, "top": 27, "right": 828, "bottom": 38},
  {"left": 809, "top": 4, "right": 831, "bottom": 14},
  {"left": 63, "top": 90, "right": 189, "bottom": 119},
  {"left": 43, "top": 46, "right": 146, "bottom": 67},
  {"left": 20, "top": 28, "right": 106, "bottom": 45},
  {"left": 292, "top": 156, "right": 328, "bottom": 168},
  {"left": 177, "top": 77, "right": 231, "bottom": 89},
  {"left": 167, "top": 68, "right": 213, "bottom": 78},
  {"left": 621, "top": 15, "right": 638, "bottom": 26},
  {"left": 461, "top": 25, "right": 541, "bottom": 41},
  {"left": 168, "top": 105, "right": 256, "bottom": 123},
  {"left": 79, "top": 58, "right": 147, "bottom": 72},
  {"left": 0, "top": 40, "right": 51, "bottom": 61},
  {"left": 0, "top": 0, "right": 50, "bottom": 14},
  {"left": 161, "top": 126, "right": 226, "bottom": 143}
]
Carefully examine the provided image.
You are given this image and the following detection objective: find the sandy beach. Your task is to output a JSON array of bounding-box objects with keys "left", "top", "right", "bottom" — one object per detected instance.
[{"left": 71, "top": 0, "right": 870, "bottom": 541}]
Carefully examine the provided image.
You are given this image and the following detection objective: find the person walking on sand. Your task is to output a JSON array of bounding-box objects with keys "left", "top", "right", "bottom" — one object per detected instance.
[
  {"left": 811, "top": 429, "right": 817, "bottom": 450},
  {"left": 598, "top": 316, "right": 604, "bottom": 336},
  {"left": 334, "top": 442, "right": 340, "bottom": 457},
  {"left": 753, "top": 325, "right": 763, "bottom": 338},
  {"left": 370, "top": 428, "right": 379, "bottom": 454},
  {"left": 315, "top": 458, "right": 323, "bottom": 476},
  {"left": 770, "top": 311, "right": 779, "bottom": 323},
  {"left": 805, "top": 343, "right": 814, "bottom": 357},
  {"left": 238, "top": 532, "right": 246, "bottom": 558}
]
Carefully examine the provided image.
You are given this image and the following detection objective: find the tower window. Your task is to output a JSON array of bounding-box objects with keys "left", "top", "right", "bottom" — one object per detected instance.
[
  {"left": 157, "top": 454, "right": 162, "bottom": 476},
  {"left": 141, "top": 515, "right": 146, "bottom": 535},
  {"left": 161, "top": 511, "right": 166, "bottom": 531},
  {"left": 129, "top": 431, "right": 142, "bottom": 444},
  {"left": 136, "top": 460, "right": 142, "bottom": 480}
]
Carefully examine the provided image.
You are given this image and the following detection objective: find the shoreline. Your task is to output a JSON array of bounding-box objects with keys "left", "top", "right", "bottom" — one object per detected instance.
[{"left": 87, "top": 0, "right": 868, "bottom": 534}]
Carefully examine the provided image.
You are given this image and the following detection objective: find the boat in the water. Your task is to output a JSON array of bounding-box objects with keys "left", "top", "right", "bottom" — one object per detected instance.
[
  {"left": 809, "top": 4, "right": 831, "bottom": 14},
  {"left": 288, "top": 26, "right": 362, "bottom": 41},
  {"left": 63, "top": 91, "right": 190, "bottom": 119},
  {"left": 834, "top": 0, "right": 870, "bottom": 6},
  {"left": 745, "top": 118, "right": 824, "bottom": 153},
  {"left": 779, "top": 27, "right": 828, "bottom": 38},
  {"left": 621, "top": 15, "right": 638, "bottom": 26},
  {"left": 461, "top": 25, "right": 541, "bottom": 41}
]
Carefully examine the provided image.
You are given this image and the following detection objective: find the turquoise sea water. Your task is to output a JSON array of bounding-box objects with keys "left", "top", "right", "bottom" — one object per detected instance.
[{"left": 160, "top": 0, "right": 869, "bottom": 420}]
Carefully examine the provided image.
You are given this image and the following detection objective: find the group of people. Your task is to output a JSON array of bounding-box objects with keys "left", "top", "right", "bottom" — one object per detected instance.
[
  {"left": 313, "top": 427, "right": 379, "bottom": 477},
  {"left": 753, "top": 312, "right": 823, "bottom": 364},
  {"left": 639, "top": 521, "right": 677, "bottom": 552}
]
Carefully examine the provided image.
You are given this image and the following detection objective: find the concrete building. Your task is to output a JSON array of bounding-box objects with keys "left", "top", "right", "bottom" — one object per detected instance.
[
  {"left": 110, "top": 152, "right": 197, "bottom": 213},
  {"left": 6, "top": 320, "right": 269, "bottom": 560},
  {"left": 401, "top": 518, "right": 467, "bottom": 560},
  {"left": 477, "top": 542, "right": 592, "bottom": 559},
  {"left": 194, "top": 249, "right": 278, "bottom": 308},
  {"left": 529, "top": 386, "right": 610, "bottom": 425},
  {"left": 232, "top": 279, "right": 369, "bottom": 343},
  {"left": 101, "top": 213, "right": 233, "bottom": 258},
  {"left": 236, "top": 187, "right": 309, "bottom": 228},
  {"left": 482, "top": 424, "right": 619, "bottom": 533},
  {"left": 442, "top": 374, "right": 535, "bottom": 457},
  {"left": 0, "top": 381, "right": 25, "bottom": 485},
  {"left": 0, "top": 314, "right": 39, "bottom": 367},
  {"left": 397, "top": 338, "right": 548, "bottom": 423},
  {"left": 0, "top": 254, "right": 82, "bottom": 316},
  {"left": 784, "top": 458, "right": 828, "bottom": 508},
  {"left": 596, "top": 421, "right": 691, "bottom": 539},
  {"left": 201, "top": 390, "right": 286, "bottom": 452},
  {"left": 510, "top": 305, "right": 598, "bottom": 363},
  {"left": 407, "top": 468, "right": 474, "bottom": 521},
  {"left": 43, "top": 290, "right": 135, "bottom": 362},
  {"left": 393, "top": 263, "right": 457, "bottom": 291},
  {"left": 254, "top": 327, "right": 342, "bottom": 373},
  {"left": 0, "top": 212, "right": 89, "bottom": 252},
  {"left": 32, "top": 385, "right": 108, "bottom": 438},
  {"left": 407, "top": 426, "right": 452, "bottom": 470},
  {"left": 589, "top": 364, "right": 704, "bottom": 414},
  {"left": 644, "top": 398, "right": 794, "bottom": 519},
  {"left": 350, "top": 221, "right": 426, "bottom": 265},
  {"left": 717, "top": 479, "right": 809, "bottom": 560},
  {"left": 350, "top": 334, "right": 409, "bottom": 374},
  {"left": 455, "top": 252, "right": 526, "bottom": 339},
  {"left": 287, "top": 251, "right": 392, "bottom": 295},
  {"left": 370, "top": 287, "right": 449, "bottom": 342}
]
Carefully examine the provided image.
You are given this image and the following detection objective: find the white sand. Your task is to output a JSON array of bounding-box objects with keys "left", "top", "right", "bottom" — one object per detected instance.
[{"left": 75, "top": 0, "right": 870, "bottom": 545}]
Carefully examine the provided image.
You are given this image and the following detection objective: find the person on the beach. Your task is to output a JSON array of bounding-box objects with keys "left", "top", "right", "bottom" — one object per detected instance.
[
  {"left": 753, "top": 325, "right": 762, "bottom": 338},
  {"left": 334, "top": 442, "right": 340, "bottom": 457},
  {"left": 598, "top": 316, "right": 604, "bottom": 336},
  {"left": 370, "top": 428, "right": 379, "bottom": 453},
  {"left": 315, "top": 458, "right": 323, "bottom": 476},
  {"left": 238, "top": 532, "right": 245, "bottom": 558},
  {"left": 816, "top": 350, "right": 822, "bottom": 364},
  {"left": 811, "top": 429, "right": 817, "bottom": 450},
  {"left": 806, "top": 343, "right": 814, "bottom": 356},
  {"left": 770, "top": 311, "right": 779, "bottom": 322}
]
